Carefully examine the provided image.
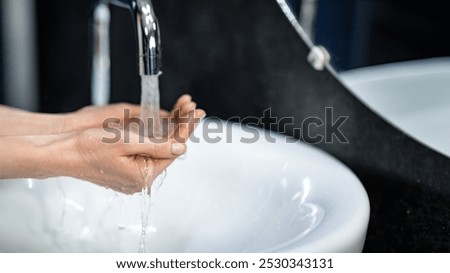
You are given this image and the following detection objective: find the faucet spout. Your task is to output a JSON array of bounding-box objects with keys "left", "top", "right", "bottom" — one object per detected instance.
[
  {"left": 133, "top": 0, "right": 162, "bottom": 75},
  {"left": 110, "top": 0, "right": 162, "bottom": 75}
]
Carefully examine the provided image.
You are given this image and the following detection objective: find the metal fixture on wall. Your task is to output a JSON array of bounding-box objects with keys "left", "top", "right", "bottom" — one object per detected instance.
[{"left": 299, "top": 0, "right": 318, "bottom": 42}]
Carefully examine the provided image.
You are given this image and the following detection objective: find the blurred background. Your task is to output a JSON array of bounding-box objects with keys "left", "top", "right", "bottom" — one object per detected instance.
[
  {"left": 1, "top": 0, "right": 449, "bottom": 111},
  {"left": 290, "top": 0, "right": 450, "bottom": 70}
]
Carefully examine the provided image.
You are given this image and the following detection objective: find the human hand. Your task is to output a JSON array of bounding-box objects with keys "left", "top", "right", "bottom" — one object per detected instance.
[
  {"left": 0, "top": 95, "right": 205, "bottom": 195},
  {"left": 63, "top": 94, "right": 198, "bottom": 134},
  {"left": 68, "top": 96, "right": 204, "bottom": 194}
]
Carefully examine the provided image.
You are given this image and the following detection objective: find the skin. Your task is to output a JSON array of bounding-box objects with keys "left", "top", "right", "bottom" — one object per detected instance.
[{"left": 0, "top": 94, "right": 205, "bottom": 194}]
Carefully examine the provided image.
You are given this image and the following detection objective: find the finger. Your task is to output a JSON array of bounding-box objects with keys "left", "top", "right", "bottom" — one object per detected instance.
[
  {"left": 173, "top": 111, "right": 193, "bottom": 142},
  {"left": 168, "top": 101, "right": 194, "bottom": 127},
  {"left": 159, "top": 109, "right": 171, "bottom": 117},
  {"left": 180, "top": 102, "right": 196, "bottom": 116},
  {"left": 171, "top": 102, "right": 197, "bottom": 125},
  {"left": 123, "top": 133, "right": 187, "bottom": 158},
  {"left": 119, "top": 104, "right": 141, "bottom": 127},
  {"left": 115, "top": 103, "right": 141, "bottom": 118},
  {"left": 172, "top": 94, "right": 192, "bottom": 112},
  {"left": 126, "top": 104, "right": 141, "bottom": 117},
  {"left": 195, "top": 109, "right": 206, "bottom": 121},
  {"left": 172, "top": 108, "right": 203, "bottom": 143},
  {"left": 168, "top": 108, "right": 205, "bottom": 141}
]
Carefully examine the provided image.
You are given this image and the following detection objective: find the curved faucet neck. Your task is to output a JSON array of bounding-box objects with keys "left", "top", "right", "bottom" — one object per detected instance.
[
  {"left": 134, "top": 0, "right": 161, "bottom": 75},
  {"left": 110, "top": 0, "right": 162, "bottom": 75}
]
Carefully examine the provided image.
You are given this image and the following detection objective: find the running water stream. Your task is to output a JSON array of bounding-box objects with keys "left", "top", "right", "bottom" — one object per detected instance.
[
  {"left": 140, "top": 75, "right": 162, "bottom": 138},
  {"left": 138, "top": 74, "right": 164, "bottom": 252}
]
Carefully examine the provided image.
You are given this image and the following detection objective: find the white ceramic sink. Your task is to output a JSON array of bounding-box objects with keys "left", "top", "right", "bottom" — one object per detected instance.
[
  {"left": 341, "top": 57, "right": 450, "bottom": 158},
  {"left": 0, "top": 119, "right": 369, "bottom": 252}
]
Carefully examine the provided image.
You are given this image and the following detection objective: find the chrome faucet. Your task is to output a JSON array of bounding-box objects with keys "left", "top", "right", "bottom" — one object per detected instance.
[{"left": 91, "top": 0, "right": 161, "bottom": 105}]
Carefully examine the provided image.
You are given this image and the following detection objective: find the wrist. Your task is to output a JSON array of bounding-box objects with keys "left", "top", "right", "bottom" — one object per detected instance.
[
  {"left": 31, "top": 112, "right": 71, "bottom": 134},
  {"left": 61, "top": 111, "right": 95, "bottom": 133},
  {"left": 0, "top": 107, "right": 68, "bottom": 136},
  {"left": 33, "top": 133, "right": 79, "bottom": 178},
  {"left": 0, "top": 133, "right": 78, "bottom": 179}
]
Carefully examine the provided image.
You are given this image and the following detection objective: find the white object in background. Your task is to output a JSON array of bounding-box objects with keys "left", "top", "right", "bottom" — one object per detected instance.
[
  {"left": 299, "top": 0, "right": 318, "bottom": 42},
  {"left": 1, "top": 0, "right": 39, "bottom": 111},
  {"left": 91, "top": 3, "right": 111, "bottom": 106},
  {"left": 341, "top": 57, "right": 450, "bottom": 158}
]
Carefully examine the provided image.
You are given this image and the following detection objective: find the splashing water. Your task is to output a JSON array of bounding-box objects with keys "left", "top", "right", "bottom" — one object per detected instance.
[
  {"left": 138, "top": 186, "right": 151, "bottom": 253},
  {"left": 138, "top": 170, "right": 167, "bottom": 253}
]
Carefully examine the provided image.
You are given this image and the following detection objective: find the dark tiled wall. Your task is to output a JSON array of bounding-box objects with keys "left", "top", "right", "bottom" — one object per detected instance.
[
  {"left": 154, "top": 0, "right": 450, "bottom": 252},
  {"left": 36, "top": 0, "right": 91, "bottom": 112}
]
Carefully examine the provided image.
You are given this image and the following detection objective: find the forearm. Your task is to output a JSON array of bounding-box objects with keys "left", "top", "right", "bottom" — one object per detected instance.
[
  {"left": 0, "top": 105, "right": 67, "bottom": 136},
  {"left": 0, "top": 133, "right": 76, "bottom": 179}
]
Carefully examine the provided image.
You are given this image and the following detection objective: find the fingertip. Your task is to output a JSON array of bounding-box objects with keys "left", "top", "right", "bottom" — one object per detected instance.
[
  {"left": 181, "top": 102, "right": 196, "bottom": 114},
  {"left": 160, "top": 109, "right": 171, "bottom": 117},
  {"left": 180, "top": 94, "right": 192, "bottom": 101},
  {"left": 173, "top": 94, "right": 193, "bottom": 113},
  {"left": 195, "top": 109, "right": 206, "bottom": 119},
  {"left": 176, "top": 94, "right": 192, "bottom": 106},
  {"left": 124, "top": 103, "right": 141, "bottom": 117},
  {"left": 171, "top": 142, "right": 186, "bottom": 156}
]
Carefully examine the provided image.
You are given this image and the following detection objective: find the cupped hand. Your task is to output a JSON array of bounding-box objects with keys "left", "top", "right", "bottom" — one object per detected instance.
[
  {"left": 67, "top": 95, "right": 205, "bottom": 194},
  {"left": 64, "top": 94, "right": 199, "bottom": 133},
  {"left": 0, "top": 95, "right": 205, "bottom": 195}
]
